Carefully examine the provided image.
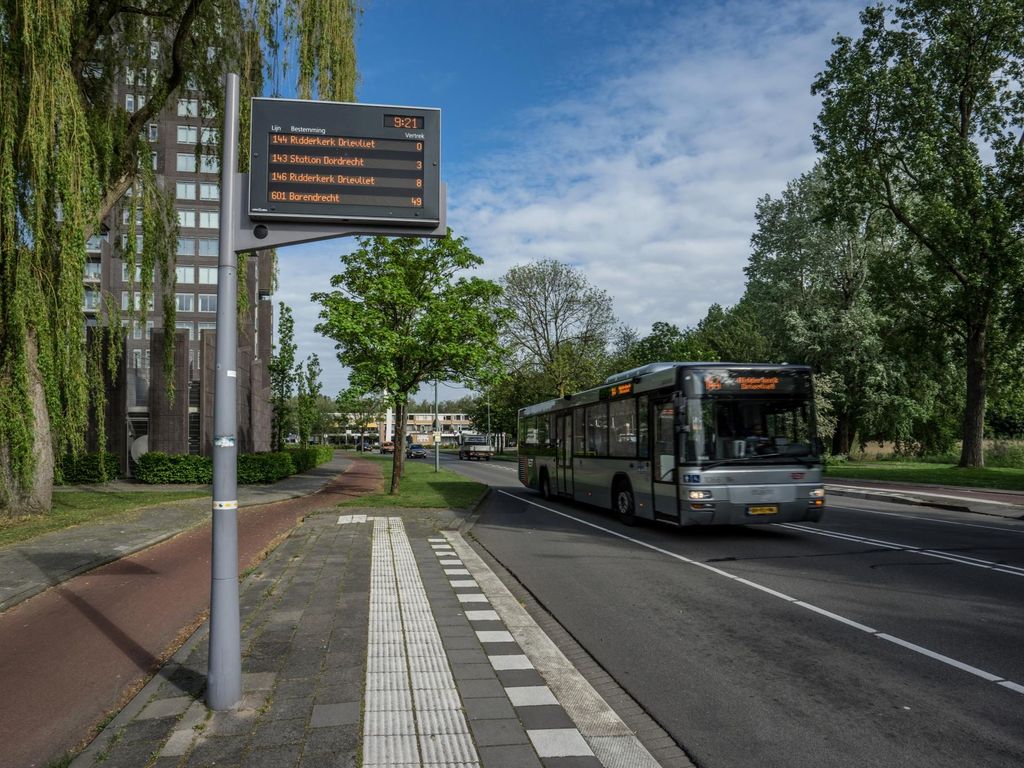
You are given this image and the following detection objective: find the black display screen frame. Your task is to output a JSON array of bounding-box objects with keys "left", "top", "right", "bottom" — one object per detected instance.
[{"left": 249, "top": 98, "right": 441, "bottom": 227}]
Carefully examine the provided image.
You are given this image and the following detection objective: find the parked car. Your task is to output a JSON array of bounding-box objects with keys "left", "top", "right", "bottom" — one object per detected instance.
[
  {"left": 380, "top": 441, "right": 395, "bottom": 454},
  {"left": 406, "top": 444, "right": 428, "bottom": 459}
]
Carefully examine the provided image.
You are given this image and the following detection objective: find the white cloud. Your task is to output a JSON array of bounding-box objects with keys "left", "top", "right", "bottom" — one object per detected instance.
[{"left": 276, "top": 1, "right": 863, "bottom": 398}]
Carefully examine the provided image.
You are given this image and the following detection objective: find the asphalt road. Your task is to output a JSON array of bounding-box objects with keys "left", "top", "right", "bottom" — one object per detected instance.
[{"left": 442, "top": 453, "right": 1024, "bottom": 768}]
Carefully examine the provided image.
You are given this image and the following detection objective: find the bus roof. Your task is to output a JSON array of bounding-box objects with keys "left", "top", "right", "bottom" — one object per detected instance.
[{"left": 519, "top": 362, "right": 813, "bottom": 417}]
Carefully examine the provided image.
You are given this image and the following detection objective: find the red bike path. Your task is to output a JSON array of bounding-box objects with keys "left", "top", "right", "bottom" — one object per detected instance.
[{"left": 0, "top": 460, "right": 381, "bottom": 768}]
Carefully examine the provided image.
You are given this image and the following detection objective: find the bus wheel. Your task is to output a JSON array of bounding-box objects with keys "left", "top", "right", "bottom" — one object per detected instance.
[
  {"left": 614, "top": 480, "right": 637, "bottom": 526},
  {"left": 539, "top": 472, "right": 552, "bottom": 500}
]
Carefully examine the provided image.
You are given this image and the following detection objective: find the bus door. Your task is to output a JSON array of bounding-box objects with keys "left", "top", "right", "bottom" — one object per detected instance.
[
  {"left": 556, "top": 413, "right": 573, "bottom": 495},
  {"left": 651, "top": 397, "right": 680, "bottom": 521}
]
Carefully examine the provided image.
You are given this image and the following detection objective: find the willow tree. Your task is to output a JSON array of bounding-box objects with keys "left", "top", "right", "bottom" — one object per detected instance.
[{"left": 0, "top": 0, "right": 359, "bottom": 515}]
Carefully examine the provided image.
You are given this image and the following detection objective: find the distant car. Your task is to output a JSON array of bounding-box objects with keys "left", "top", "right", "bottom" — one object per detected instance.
[
  {"left": 380, "top": 441, "right": 395, "bottom": 454},
  {"left": 406, "top": 444, "right": 428, "bottom": 459}
]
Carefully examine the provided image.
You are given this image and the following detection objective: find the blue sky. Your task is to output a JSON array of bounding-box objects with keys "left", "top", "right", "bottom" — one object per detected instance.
[{"left": 273, "top": 0, "right": 867, "bottom": 400}]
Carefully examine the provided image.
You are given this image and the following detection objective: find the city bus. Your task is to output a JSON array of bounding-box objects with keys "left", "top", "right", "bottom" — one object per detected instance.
[{"left": 517, "top": 362, "right": 825, "bottom": 526}]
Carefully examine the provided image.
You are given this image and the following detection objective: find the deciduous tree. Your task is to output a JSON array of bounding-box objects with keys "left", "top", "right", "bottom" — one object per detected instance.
[
  {"left": 314, "top": 232, "right": 506, "bottom": 493},
  {"left": 811, "top": 0, "right": 1024, "bottom": 466}
]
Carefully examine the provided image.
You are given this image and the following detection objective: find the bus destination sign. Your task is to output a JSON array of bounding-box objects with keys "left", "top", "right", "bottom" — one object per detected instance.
[{"left": 249, "top": 99, "right": 440, "bottom": 226}]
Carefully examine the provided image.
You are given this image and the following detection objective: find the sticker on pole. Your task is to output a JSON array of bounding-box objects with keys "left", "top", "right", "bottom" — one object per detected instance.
[{"left": 214, "top": 435, "right": 236, "bottom": 448}]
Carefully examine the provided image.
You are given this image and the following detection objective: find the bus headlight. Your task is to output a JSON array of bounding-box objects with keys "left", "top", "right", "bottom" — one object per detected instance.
[
  {"left": 688, "top": 490, "right": 713, "bottom": 500},
  {"left": 809, "top": 488, "right": 825, "bottom": 498}
]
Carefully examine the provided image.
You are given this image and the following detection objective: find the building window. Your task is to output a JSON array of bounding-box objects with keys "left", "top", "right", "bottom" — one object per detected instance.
[
  {"left": 175, "top": 266, "right": 194, "bottom": 284},
  {"left": 125, "top": 67, "right": 135, "bottom": 85},
  {"left": 150, "top": 42, "right": 159, "bottom": 60},
  {"left": 84, "top": 261, "right": 101, "bottom": 280},
  {"left": 177, "top": 125, "right": 198, "bottom": 144},
  {"left": 122, "top": 291, "right": 153, "bottom": 311},
  {"left": 147, "top": 123, "right": 158, "bottom": 141},
  {"left": 177, "top": 237, "right": 195, "bottom": 256},
  {"left": 197, "top": 267, "right": 218, "bottom": 284},
  {"left": 132, "top": 322, "right": 143, "bottom": 340},
  {"left": 83, "top": 288, "right": 100, "bottom": 311},
  {"left": 198, "top": 238, "right": 218, "bottom": 257},
  {"left": 201, "top": 127, "right": 219, "bottom": 145},
  {"left": 121, "top": 263, "right": 144, "bottom": 282},
  {"left": 199, "top": 210, "right": 218, "bottom": 229},
  {"left": 177, "top": 209, "right": 196, "bottom": 228},
  {"left": 199, "top": 155, "right": 219, "bottom": 174},
  {"left": 175, "top": 293, "right": 194, "bottom": 312},
  {"left": 175, "top": 182, "right": 196, "bottom": 200},
  {"left": 177, "top": 99, "right": 198, "bottom": 118},
  {"left": 151, "top": 151, "right": 158, "bottom": 171},
  {"left": 175, "top": 321, "right": 195, "bottom": 340},
  {"left": 146, "top": 321, "right": 154, "bottom": 339},
  {"left": 199, "top": 183, "right": 219, "bottom": 201},
  {"left": 137, "top": 93, "right": 146, "bottom": 110},
  {"left": 198, "top": 294, "right": 217, "bottom": 313},
  {"left": 86, "top": 235, "right": 103, "bottom": 252},
  {"left": 125, "top": 93, "right": 135, "bottom": 112},
  {"left": 176, "top": 153, "right": 197, "bottom": 172}
]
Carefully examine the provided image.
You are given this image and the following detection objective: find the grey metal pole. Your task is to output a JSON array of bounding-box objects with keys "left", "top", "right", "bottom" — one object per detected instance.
[
  {"left": 434, "top": 380, "right": 440, "bottom": 472},
  {"left": 208, "top": 72, "right": 242, "bottom": 711}
]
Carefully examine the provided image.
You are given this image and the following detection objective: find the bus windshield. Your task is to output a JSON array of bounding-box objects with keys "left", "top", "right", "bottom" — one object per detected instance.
[{"left": 683, "top": 396, "right": 820, "bottom": 466}]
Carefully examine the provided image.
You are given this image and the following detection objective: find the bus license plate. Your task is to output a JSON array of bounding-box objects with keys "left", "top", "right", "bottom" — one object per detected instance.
[{"left": 748, "top": 505, "right": 778, "bottom": 516}]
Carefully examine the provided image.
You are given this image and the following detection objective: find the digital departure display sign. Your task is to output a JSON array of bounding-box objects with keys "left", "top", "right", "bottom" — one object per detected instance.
[
  {"left": 683, "top": 368, "right": 812, "bottom": 396},
  {"left": 249, "top": 99, "right": 440, "bottom": 226}
]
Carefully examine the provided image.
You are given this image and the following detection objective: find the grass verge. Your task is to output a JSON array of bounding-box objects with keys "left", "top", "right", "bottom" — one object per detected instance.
[
  {"left": 340, "top": 454, "right": 487, "bottom": 509},
  {"left": 0, "top": 490, "right": 209, "bottom": 548},
  {"left": 825, "top": 462, "right": 1024, "bottom": 491}
]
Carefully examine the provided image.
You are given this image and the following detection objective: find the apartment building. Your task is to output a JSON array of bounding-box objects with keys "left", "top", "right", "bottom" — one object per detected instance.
[{"left": 84, "top": 68, "right": 273, "bottom": 473}]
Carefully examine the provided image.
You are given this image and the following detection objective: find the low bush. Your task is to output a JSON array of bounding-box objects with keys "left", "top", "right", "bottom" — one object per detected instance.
[
  {"left": 58, "top": 452, "right": 120, "bottom": 484},
  {"left": 238, "top": 452, "right": 295, "bottom": 483},
  {"left": 134, "top": 445, "right": 334, "bottom": 484},
  {"left": 135, "top": 452, "right": 213, "bottom": 484}
]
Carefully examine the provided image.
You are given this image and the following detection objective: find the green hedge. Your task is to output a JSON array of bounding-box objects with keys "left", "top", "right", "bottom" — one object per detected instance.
[
  {"left": 136, "top": 446, "right": 334, "bottom": 484},
  {"left": 287, "top": 445, "right": 334, "bottom": 473},
  {"left": 238, "top": 452, "right": 295, "bottom": 483},
  {"left": 135, "top": 453, "right": 213, "bottom": 484},
  {"left": 58, "top": 452, "right": 120, "bottom": 484}
]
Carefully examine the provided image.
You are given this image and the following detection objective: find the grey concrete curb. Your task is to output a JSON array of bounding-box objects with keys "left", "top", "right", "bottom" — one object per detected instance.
[{"left": 826, "top": 486, "right": 1024, "bottom": 520}]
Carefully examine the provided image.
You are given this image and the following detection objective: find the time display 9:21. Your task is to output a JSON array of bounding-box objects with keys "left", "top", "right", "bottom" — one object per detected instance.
[{"left": 385, "top": 114, "right": 424, "bottom": 129}]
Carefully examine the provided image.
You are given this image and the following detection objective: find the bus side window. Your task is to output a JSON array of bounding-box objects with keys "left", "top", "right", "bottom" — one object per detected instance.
[
  {"left": 637, "top": 396, "right": 649, "bottom": 459},
  {"left": 573, "top": 408, "right": 586, "bottom": 456}
]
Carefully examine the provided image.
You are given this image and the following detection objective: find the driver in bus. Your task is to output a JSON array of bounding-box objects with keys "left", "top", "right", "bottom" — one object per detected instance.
[{"left": 745, "top": 423, "right": 772, "bottom": 455}]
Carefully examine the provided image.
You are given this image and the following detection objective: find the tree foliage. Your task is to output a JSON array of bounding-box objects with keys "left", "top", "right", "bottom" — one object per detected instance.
[
  {"left": 811, "top": 0, "right": 1024, "bottom": 466},
  {"left": 499, "top": 259, "right": 616, "bottom": 397},
  {"left": 314, "top": 232, "right": 506, "bottom": 493},
  {"left": 0, "top": 0, "right": 360, "bottom": 515},
  {"left": 269, "top": 302, "right": 297, "bottom": 451},
  {"left": 295, "top": 353, "right": 323, "bottom": 444}
]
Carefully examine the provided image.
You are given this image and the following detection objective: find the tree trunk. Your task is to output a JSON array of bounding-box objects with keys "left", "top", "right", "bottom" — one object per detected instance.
[
  {"left": 0, "top": 332, "right": 54, "bottom": 517},
  {"left": 831, "top": 410, "right": 853, "bottom": 456},
  {"left": 959, "top": 323, "right": 987, "bottom": 468},
  {"left": 390, "top": 399, "right": 406, "bottom": 494}
]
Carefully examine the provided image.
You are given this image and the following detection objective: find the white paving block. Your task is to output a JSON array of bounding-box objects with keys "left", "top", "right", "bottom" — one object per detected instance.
[
  {"left": 438, "top": 559, "right": 462, "bottom": 566},
  {"left": 417, "top": 708, "right": 470, "bottom": 736},
  {"left": 363, "top": 709, "right": 416, "bottom": 735},
  {"left": 419, "top": 731, "right": 478, "bottom": 764},
  {"left": 488, "top": 654, "right": 534, "bottom": 670},
  {"left": 363, "top": 733, "right": 421, "bottom": 764},
  {"left": 464, "top": 610, "right": 500, "bottom": 621},
  {"left": 443, "top": 568, "right": 471, "bottom": 576},
  {"left": 505, "top": 685, "right": 559, "bottom": 707},
  {"left": 456, "top": 593, "right": 489, "bottom": 604},
  {"left": 449, "top": 579, "right": 479, "bottom": 588},
  {"left": 527, "top": 728, "right": 594, "bottom": 758},
  {"left": 413, "top": 687, "right": 462, "bottom": 711},
  {"left": 475, "top": 630, "right": 515, "bottom": 644}
]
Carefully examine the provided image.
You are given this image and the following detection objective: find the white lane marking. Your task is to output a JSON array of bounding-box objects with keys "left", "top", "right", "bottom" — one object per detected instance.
[
  {"left": 497, "top": 489, "right": 1024, "bottom": 697},
  {"left": 779, "top": 523, "right": 1024, "bottom": 578},
  {"left": 830, "top": 504, "right": 1024, "bottom": 535}
]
